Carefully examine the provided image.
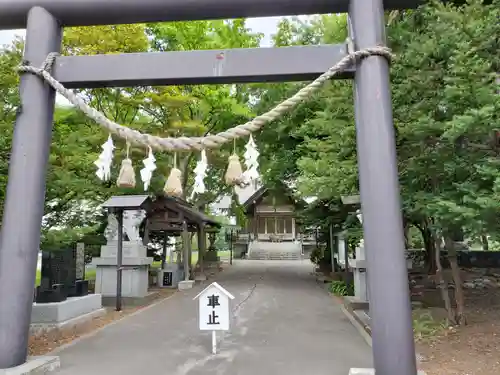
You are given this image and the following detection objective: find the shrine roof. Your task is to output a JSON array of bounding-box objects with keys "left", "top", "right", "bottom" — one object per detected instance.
[
  {"left": 101, "top": 195, "right": 152, "bottom": 211},
  {"left": 242, "top": 182, "right": 306, "bottom": 212},
  {"left": 149, "top": 194, "right": 221, "bottom": 228}
]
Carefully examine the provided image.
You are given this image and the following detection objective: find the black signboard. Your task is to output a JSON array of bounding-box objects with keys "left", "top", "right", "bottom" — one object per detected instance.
[
  {"left": 162, "top": 271, "right": 173, "bottom": 287},
  {"left": 35, "top": 248, "right": 89, "bottom": 303}
]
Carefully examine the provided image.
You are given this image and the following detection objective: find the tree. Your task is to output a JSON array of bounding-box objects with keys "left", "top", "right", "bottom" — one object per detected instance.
[
  {"left": 141, "top": 19, "right": 262, "bottom": 207},
  {"left": 0, "top": 20, "right": 264, "bottom": 249},
  {"left": 252, "top": 1, "right": 499, "bottom": 325},
  {"left": 389, "top": 0, "right": 500, "bottom": 325},
  {"left": 252, "top": 15, "right": 350, "bottom": 190},
  {"left": 0, "top": 38, "right": 23, "bottom": 214}
]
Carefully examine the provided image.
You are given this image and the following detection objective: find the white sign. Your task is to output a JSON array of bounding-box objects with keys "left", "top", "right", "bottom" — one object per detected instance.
[{"left": 193, "top": 282, "right": 235, "bottom": 354}]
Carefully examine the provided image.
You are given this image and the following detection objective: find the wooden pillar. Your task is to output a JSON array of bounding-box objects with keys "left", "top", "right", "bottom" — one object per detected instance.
[
  {"left": 329, "top": 224, "right": 335, "bottom": 273},
  {"left": 344, "top": 237, "right": 350, "bottom": 283},
  {"left": 182, "top": 220, "right": 190, "bottom": 281},
  {"left": 198, "top": 223, "right": 206, "bottom": 274},
  {"left": 253, "top": 204, "right": 258, "bottom": 240},
  {"left": 188, "top": 231, "right": 193, "bottom": 269},
  {"left": 175, "top": 235, "right": 182, "bottom": 265},
  {"left": 161, "top": 231, "right": 168, "bottom": 269}
]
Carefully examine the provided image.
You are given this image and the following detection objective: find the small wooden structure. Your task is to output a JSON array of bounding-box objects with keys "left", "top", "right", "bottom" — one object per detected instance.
[
  {"left": 240, "top": 183, "right": 307, "bottom": 242},
  {"left": 143, "top": 195, "right": 221, "bottom": 279}
]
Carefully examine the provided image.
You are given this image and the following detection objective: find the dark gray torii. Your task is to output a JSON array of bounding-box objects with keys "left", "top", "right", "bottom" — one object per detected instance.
[{"left": 0, "top": 0, "right": 419, "bottom": 374}]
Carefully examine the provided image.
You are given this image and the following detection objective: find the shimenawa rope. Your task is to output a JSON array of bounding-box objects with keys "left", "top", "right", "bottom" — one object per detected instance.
[{"left": 17, "top": 46, "right": 392, "bottom": 152}]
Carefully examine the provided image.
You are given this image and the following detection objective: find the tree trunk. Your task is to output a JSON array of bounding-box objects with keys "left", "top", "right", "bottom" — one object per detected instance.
[
  {"left": 481, "top": 235, "right": 489, "bottom": 251},
  {"left": 403, "top": 221, "right": 411, "bottom": 249},
  {"left": 179, "top": 154, "right": 194, "bottom": 199},
  {"left": 417, "top": 220, "right": 437, "bottom": 273},
  {"left": 435, "top": 235, "right": 456, "bottom": 325},
  {"left": 444, "top": 236, "right": 467, "bottom": 326}
]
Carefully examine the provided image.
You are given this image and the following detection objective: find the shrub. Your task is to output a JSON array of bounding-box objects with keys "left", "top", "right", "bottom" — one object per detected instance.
[{"left": 328, "top": 280, "right": 354, "bottom": 296}]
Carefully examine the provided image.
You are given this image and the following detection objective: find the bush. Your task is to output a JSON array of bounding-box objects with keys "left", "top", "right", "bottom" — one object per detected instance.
[
  {"left": 310, "top": 247, "right": 323, "bottom": 265},
  {"left": 328, "top": 280, "right": 354, "bottom": 296}
]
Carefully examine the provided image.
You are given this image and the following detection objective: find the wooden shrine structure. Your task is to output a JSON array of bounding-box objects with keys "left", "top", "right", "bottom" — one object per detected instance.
[{"left": 143, "top": 195, "right": 222, "bottom": 269}]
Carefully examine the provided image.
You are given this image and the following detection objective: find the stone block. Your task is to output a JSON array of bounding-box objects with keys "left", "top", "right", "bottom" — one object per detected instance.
[
  {"left": 99, "top": 241, "right": 147, "bottom": 258},
  {"left": 30, "top": 309, "right": 106, "bottom": 337},
  {"left": 349, "top": 369, "right": 426, "bottom": 375},
  {"left": 195, "top": 273, "right": 207, "bottom": 281},
  {"left": 178, "top": 280, "right": 195, "bottom": 290},
  {"left": 204, "top": 251, "right": 220, "bottom": 262},
  {"left": 157, "top": 267, "right": 183, "bottom": 288},
  {"left": 31, "top": 294, "right": 102, "bottom": 324},
  {"left": 344, "top": 296, "right": 369, "bottom": 311},
  {"left": 94, "top": 263, "right": 151, "bottom": 298},
  {"left": 101, "top": 291, "right": 160, "bottom": 307},
  {"left": 0, "top": 356, "right": 59, "bottom": 374}
]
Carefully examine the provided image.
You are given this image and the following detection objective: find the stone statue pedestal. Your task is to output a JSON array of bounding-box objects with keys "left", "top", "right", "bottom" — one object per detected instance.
[
  {"left": 351, "top": 246, "right": 368, "bottom": 304},
  {"left": 204, "top": 251, "right": 220, "bottom": 263},
  {"left": 156, "top": 263, "right": 184, "bottom": 289},
  {"left": 92, "top": 242, "right": 153, "bottom": 305}
]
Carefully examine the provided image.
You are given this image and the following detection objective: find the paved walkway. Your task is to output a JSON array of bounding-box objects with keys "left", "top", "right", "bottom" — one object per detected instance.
[{"left": 54, "top": 260, "right": 372, "bottom": 375}]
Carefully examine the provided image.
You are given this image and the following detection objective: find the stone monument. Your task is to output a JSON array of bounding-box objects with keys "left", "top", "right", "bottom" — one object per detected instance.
[
  {"left": 31, "top": 246, "right": 103, "bottom": 336},
  {"left": 93, "top": 210, "right": 153, "bottom": 305},
  {"left": 35, "top": 248, "right": 88, "bottom": 303},
  {"left": 204, "top": 232, "right": 220, "bottom": 263},
  {"left": 157, "top": 237, "right": 184, "bottom": 289},
  {"left": 351, "top": 244, "right": 368, "bottom": 304}
]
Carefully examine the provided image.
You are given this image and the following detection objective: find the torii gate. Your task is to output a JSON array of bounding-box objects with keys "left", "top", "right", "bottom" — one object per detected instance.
[{"left": 0, "top": 0, "right": 423, "bottom": 374}]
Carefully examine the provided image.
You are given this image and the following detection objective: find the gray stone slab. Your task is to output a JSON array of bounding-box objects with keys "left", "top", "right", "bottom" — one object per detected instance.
[
  {"left": 101, "top": 291, "right": 160, "bottom": 307},
  {"left": 94, "top": 264, "right": 150, "bottom": 297},
  {"left": 30, "top": 309, "right": 106, "bottom": 337},
  {"left": 31, "top": 294, "right": 102, "bottom": 323},
  {"left": 0, "top": 356, "right": 59, "bottom": 374},
  {"left": 53, "top": 260, "right": 372, "bottom": 375},
  {"left": 344, "top": 296, "right": 369, "bottom": 310},
  {"left": 194, "top": 273, "right": 207, "bottom": 281},
  {"left": 178, "top": 280, "right": 195, "bottom": 290},
  {"left": 349, "top": 369, "right": 427, "bottom": 375}
]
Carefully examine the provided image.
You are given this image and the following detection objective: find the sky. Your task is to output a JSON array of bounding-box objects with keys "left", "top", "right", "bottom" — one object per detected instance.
[{"left": 0, "top": 16, "right": 283, "bottom": 48}]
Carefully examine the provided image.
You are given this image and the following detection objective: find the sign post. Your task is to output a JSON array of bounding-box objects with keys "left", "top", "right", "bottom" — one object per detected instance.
[{"left": 194, "top": 282, "right": 235, "bottom": 354}]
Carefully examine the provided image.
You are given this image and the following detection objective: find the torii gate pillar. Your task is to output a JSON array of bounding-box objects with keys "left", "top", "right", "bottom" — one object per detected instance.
[
  {"left": 0, "top": 0, "right": 419, "bottom": 373},
  {"left": 0, "top": 7, "right": 62, "bottom": 369},
  {"left": 350, "top": 1, "right": 417, "bottom": 375}
]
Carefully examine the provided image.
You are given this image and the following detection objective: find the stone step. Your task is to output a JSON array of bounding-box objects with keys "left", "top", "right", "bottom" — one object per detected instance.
[{"left": 249, "top": 251, "right": 302, "bottom": 260}]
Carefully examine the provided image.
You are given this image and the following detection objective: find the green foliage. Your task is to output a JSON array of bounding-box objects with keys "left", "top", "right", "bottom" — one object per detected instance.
[
  {"left": 328, "top": 280, "right": 354, "bottom": 297},
  {"left": 255, "top": 2, "right": 500, "bottom": 257},
  {"left": 0, "top": 20, "right": 261, "bottom": 251},
  {"left": 309, "top": 246, "right": 325, "bottom": 266},
  {"left": 0, "top": 1, "right": 499, "bottom": 259},
  {"left": 390, "top": 0, "right": 500, "bottom": 241},
  {"left": 412, "top": 310, "right": 449, "bottom": 342}
]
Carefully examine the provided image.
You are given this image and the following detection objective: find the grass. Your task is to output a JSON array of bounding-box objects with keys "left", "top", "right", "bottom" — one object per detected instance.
[
  {"left": 35, "top": 250, "right": 230, "bottom": 286},
  {"left": 412, "top": 309, "right": 449, "bottom": 342}
]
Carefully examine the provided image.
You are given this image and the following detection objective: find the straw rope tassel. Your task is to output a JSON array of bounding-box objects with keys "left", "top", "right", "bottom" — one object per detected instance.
[
  {"left": 225, "top": 139, "right": 244, "bottom": 185},
  {"left": 164, "top": 153, "right": 183, "bottom": 197},
  {"left": 117, "top": 142, "right": 136, "bottom": 188}
]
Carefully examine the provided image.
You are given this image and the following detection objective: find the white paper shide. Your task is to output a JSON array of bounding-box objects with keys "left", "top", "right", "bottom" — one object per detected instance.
[
  {"left": 94, "top": 134, "right": 115, "bottom": 181},
  {"left": 242, "top": 135, "right": 260, "bottom": 183},
  {"left": 140, "top": 146, "right": 157, "bottom": 191},
  {"left": 190, "top": 149, "right": 209, "bottom": 199}
]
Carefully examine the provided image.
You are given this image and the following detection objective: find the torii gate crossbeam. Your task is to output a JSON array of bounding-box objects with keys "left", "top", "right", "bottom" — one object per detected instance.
[
  {"left": 0, "top": 0, "right": 424, "bottom": 29},
  {"left": 0, "top": 0, "right": 418, "bottom": 374}
]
